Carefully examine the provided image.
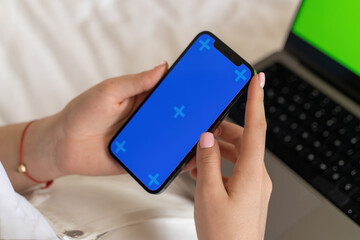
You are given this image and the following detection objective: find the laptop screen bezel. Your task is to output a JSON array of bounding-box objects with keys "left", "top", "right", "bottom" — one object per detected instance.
[{"left": 284, "top": 2, "right": 360, "bottom": 104}]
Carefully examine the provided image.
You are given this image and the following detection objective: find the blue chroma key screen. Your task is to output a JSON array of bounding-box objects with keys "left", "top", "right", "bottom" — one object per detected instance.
[{"left": 110, "top": 33, "right": 251, "bottom": 192}]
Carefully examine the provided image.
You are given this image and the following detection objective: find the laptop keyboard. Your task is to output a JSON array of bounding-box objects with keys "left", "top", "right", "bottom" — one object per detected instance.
[{"left": 229, "top": 63, "right": 360, "bottom": 225}]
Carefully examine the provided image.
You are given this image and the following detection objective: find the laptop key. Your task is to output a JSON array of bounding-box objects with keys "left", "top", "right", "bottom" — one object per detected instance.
[
  {"left": 348, "top": 168, "right": 359, "bottom": 180},
  {"left": 331, "top": 105, "right": 344, "bottom": 116},
  {"left": 308, "top": 89, "right": 321, "bottom": 100},
  {"left": 340, "top": 180, "right": 355, "bottom": 193},
  {"left": 266, "top": 88, "right": 276, "bottom": 100},
  {"left": 337, "top": 127, "right": 349, "bottom": 136},
  {"left": 349, "top": 135, "right": 359, "bottom": 146},
  {"left": 297, "top": 81, "right": 309, "bottom": 91},
  {"left": 319, "top": 96, "right": 331, "bottom": 108},
  {"left": 318, "top": 162, "right": 329, "bottom": 172},
  {"left": 351, "top": 189, "right": 360, "bottom": 203},
  {"left": 281, "top": 86, "right": 291, "bottom": 95},
  {"left": 312, "top": 176, "right": 335, "bottom": 194},
  {"left": 342, "top": 202, "right": 359, "bottom": 219},
  {"left": 328, "top": 189, "right": 351, "bottom": 207},
  {"left": 312, "top": 177, "right": 350, "bottom": 207},
  {"left": 332, "top": 139, "right": 342, "bottom": 148},
  {"left": 303, "top": 101, "right": 315, "bottom": 112}
]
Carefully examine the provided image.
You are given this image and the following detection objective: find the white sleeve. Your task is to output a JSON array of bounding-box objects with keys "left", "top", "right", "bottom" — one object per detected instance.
[{"left": 0, "top": 162, "right": 58, "bottom": 240}]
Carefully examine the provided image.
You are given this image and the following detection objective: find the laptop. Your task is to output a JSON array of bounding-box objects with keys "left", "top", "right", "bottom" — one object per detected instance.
[{"left": 228, "top": 0, "right": 360, "bottom": 239}]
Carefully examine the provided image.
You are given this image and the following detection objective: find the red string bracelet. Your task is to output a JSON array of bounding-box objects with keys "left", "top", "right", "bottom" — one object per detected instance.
[{"left": 17, "top": 121, "right": 54, "bottom": 189}]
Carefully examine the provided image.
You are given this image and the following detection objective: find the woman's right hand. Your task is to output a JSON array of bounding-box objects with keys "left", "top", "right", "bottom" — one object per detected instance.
[{"left": 192, "top": 73, "right": 272, "bottom": 240}]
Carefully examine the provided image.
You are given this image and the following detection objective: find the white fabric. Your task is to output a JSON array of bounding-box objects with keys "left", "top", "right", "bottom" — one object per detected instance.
[
  {"left": 0, "top": 162, "right": 57, "bottom": 239},
  {"left": 0, "top": 161, "right": 196, "bottom": 240},
  {"left": 0, "top": 0, "right": 300, "bottom": 239},
  {"left": 25, "top": 174, "right": 197, "bottom": 240}
]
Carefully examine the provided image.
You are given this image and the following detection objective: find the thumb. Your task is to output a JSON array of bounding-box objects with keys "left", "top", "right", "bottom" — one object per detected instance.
[
  {"left": 196, "top": 132, "right": 225, "bottom": 192},
  {"left": 105, "top": 61, "right": 168, "bottom": 100}
]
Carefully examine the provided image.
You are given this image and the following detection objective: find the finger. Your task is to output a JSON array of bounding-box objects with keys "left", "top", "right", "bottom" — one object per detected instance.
[
  {"left": 233, "top": 73, "right": 267, "bottom": 176},
  {"left": 222, "top": 176, "right": 229, "bottom": 184},
  {"left": 131, "top": 90, "right": 153, "bottom": 112},
  {"left": 218, "top": 140, "right": 237, "bottom": 163},
  {"left": 183, "top": 126, "right": 221, "bottom": 175},
  {"left": 196, "top": 132, "right": 225, "bottom": 193},
  {"left": 181, "top": 156, "right": 196, "bottom": 173},
  {"left": 218, "top": 121, "right": 244, "bottom": 144},
  {"left": 213, "top": 126, "right": 222, "bottom": 137},
  {"left": 217, "top": 121, "right": 244, "bottom": 155},
  {"left": 190, "top": 167, "right": 197, "bottom": 180},
  {"left": 105, "top": 61, "right": 168, "bottom": 100}
]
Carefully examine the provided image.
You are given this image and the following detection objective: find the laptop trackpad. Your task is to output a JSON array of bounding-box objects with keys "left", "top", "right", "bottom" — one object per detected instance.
[{"left": 264, "top": 150, "right": 322, "bottom": 240}]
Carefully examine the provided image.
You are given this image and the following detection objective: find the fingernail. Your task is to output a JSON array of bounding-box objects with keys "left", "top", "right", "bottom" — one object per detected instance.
[
  {"left": 259, "top": 72, "right": 265, "bottom": 88},
  {"left": 199, "top": 132, "right": 214, "bottom": 148},
  {"left": 155, "top": 60, "right": 167, "bottom": 68}
]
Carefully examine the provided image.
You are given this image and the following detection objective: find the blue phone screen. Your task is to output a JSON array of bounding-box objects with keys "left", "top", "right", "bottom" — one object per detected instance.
[{"left": 110, "top": 33, "right": 251, "bottom": 192}]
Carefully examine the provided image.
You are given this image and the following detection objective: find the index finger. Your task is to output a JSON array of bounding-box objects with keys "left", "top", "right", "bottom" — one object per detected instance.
[
  {"left": 218, "top": 121, "right": 244, "bottom": 146},
  {"left": 233, "top": 73, "right": 267, "bottom": 176}
]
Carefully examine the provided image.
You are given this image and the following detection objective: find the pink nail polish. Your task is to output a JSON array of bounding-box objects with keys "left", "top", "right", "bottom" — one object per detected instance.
[
  {"left": 259, "top": 72, "right": 265, "bottom": 88},
  {"left": 199, "top": 132, "right": 214, "bottom": 148}
]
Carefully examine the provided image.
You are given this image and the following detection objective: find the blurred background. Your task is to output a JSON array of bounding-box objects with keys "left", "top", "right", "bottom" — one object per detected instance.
[{"left": 0, "top": 0, "right": 299, "bottom": 125}]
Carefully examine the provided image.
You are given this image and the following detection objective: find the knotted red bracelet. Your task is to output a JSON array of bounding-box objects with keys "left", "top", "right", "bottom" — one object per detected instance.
[{"left": 17, "top": 121, "right": 54, "bottom": 189}]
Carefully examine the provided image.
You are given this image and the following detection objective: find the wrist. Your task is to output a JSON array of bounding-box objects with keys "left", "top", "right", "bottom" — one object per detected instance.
[{"left": 22, "top": 115, "right": 65, "bottom": 182}]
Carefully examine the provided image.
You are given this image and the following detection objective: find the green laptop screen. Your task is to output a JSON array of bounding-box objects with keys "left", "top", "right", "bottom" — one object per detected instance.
[{"left": 292, "top": 0, "right": 360, "bottom": 76}]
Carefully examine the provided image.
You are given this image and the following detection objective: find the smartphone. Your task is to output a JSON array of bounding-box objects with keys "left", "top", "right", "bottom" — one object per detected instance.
[{"left": 109, "top": 31, "right": 255, "bottom": 194}]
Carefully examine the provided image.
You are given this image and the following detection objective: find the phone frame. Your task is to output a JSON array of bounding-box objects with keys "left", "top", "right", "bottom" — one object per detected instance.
[{"left": 108, "top": 31, "right": 255, "bottom": 194}]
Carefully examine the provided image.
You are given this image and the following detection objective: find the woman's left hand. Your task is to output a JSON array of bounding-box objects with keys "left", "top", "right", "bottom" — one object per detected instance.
[
  {"left": 7, "top": 61, "right": 200, "bottom": 191},
  {"left": 48, "top": 62, "right": 176, "bottom": 177}
]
